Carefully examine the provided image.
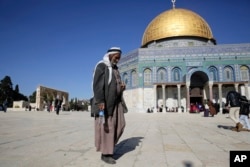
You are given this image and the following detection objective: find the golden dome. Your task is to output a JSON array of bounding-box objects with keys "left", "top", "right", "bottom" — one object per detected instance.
[{"left": 142, "top": 8, "right": 215, "bottom": 46}]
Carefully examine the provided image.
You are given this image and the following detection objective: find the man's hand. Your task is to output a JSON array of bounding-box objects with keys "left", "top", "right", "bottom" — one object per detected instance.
[
  {"left": 98, "top": 103, "right": 105, "bottom": 110},
  {"left": 121, "top": 81, "right": 126, "bottom": 91}
]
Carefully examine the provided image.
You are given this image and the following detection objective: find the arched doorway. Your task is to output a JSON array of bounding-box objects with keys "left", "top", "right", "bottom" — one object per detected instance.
[{"left": 190, "top": 71, "right": 209, "bottom": 105}]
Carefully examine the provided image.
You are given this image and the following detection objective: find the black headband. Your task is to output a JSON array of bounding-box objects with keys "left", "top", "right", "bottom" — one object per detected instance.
[{"left": 107, "top": 49, "right": 122, "bottom": 53}]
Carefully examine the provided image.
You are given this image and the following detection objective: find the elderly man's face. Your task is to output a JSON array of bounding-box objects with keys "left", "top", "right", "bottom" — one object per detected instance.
[{"left": 109, "top": 53, "right": 121, "bottom": 65}]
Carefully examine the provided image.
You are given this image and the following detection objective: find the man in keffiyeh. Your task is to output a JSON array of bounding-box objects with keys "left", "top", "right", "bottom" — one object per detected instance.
[{"left": 92, "top": 47, "right": 127, "bottom": 164}]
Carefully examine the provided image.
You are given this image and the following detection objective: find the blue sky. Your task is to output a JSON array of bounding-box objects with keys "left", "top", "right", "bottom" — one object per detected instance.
[{"left": 1, "top": 0, "right": 250, "bottom": 100}]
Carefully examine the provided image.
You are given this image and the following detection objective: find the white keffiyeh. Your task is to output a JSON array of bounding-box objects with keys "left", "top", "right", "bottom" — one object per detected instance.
[
  {"left": 92, "top": 47, "right": 122, "bottom": 92},
  {"left": 102, "top": 47, "right": 121, "bottom": 84}
]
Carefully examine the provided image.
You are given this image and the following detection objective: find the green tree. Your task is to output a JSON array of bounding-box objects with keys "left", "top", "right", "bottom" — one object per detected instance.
[
  {"left": 0, "top": 76, "right": 13, "bottom": 105},
  {"left": 29, "top": 91, "right": 36, "bottom": 103},
  {"left": 0, "top": 76, "right": 28, "bottom": 107},
  {"left": 14, "top": 85, "right": 19, "bottom": 93},
  {"left": 11, "top": 84, "right": 28, "bottom": 102},
  {"left": 82, "top": 100, "right": 90, "bottom": 111},
  {"left": 69, "top": 98, "right": 74, "bottom": 110}
]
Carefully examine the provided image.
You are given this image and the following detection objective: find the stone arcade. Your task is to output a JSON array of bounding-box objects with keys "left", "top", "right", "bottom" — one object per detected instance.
[{"left": 36, "top": 85, "right": 69, "bottom": 111}]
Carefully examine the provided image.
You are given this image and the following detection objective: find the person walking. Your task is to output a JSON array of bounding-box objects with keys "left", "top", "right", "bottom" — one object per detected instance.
[
  {"left": 3, "top": 99, "right": 8, "bottom": 113},
  {"left": 225, "top": 90, "right": 243, "bottom": 131},
  {"left": 55, "top": 97, "right": 62, "bottom": 115},
  {"left": 204, "top": 100, "right": 209, "bottom": 117},
  {"left": 208, "top": 100, "right": 216, "bottom": 117},
  {"left": 92, "top": 47, "right": 127, "bottom": 164},
  {"left": 238, "top": 96, "right": 250, "bottom": 132}
]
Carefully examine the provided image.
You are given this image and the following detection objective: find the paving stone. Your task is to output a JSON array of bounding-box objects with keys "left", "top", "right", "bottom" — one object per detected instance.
[{"left": 0, "top": 110, "right": 250, "bottom": 167}]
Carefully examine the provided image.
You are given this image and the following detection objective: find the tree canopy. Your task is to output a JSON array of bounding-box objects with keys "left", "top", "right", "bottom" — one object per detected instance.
[{"left": 0, "top": 76, "right": 28, "bottom": 107}]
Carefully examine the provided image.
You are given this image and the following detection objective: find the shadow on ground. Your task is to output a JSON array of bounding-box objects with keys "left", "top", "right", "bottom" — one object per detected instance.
[
  {"left": 114, "top": 137, "right": 144, "bottom": 160},
  {"left": 183, "top": 160, "right": 193, "bottom": 167},
  {"left": 217, "top": 125, "right": 234, "bottom": 130}
]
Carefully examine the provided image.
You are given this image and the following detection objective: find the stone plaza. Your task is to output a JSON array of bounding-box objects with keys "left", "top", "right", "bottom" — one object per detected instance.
[{"left": 0, "top": 110, "right": 250, "bottom": 167}]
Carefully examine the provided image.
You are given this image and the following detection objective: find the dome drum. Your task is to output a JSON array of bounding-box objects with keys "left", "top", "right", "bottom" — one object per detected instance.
[{"left": 145, "top": 36, "right": 216, "bottom": 48}]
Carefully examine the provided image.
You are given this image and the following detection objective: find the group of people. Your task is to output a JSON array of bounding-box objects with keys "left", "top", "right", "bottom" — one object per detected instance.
[
  {"left": 25, "top": 105, "right": 32, "bottom": 111},
  {"left": 225, "top": 90, "right": 250, "bottom": 132},
  {"left": 45, "top": 99, "right": 63, "bottom": 115},
  {"left": 203, "top": 100, "right": 217, "bottom": 117}
]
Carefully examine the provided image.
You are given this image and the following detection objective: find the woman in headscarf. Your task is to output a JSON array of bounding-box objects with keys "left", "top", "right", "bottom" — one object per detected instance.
[
  {"left": 92, "top": 47, "right": 127, "bottom": 164},
  {"left": 208, "top": 100, "right": 216, "bottom": 117}
]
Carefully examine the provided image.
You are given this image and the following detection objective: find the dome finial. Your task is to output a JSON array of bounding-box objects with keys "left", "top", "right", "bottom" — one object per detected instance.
[{"left": 171, "top": 0, "right": 176, "bottom": 9}]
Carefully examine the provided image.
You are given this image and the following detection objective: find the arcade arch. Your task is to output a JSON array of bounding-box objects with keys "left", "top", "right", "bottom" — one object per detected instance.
[{"left": 190, "top": 71, "right": 209, "bottom": 104}]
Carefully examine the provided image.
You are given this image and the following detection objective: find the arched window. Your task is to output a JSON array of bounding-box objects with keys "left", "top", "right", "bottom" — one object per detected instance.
[
  {"left": 223, "top": 66, "right": 234, "bottom": 81},
  {"left": 131, "top": 70, "right": 137, "bottom": 87},
  {"left": 144, "top": 68, "right": 152, "bottom": 85},
  {"left": 122, "top": 73, "right": 129, "bottom": 87},
  {"left": 172, "top": 68, "right": 181, "bottom": 81},
  {"left": 157, "top": 68, "right": 167, "bottom": 82},
  {"left": 240, "top": 65, "right": 249, "bottom": 81},
  {"left": 208, "top": 66, "right": 218, "bottom": 81}
]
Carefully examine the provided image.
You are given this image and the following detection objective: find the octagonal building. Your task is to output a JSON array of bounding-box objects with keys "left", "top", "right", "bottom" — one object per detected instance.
[{"left": 119, "top": 7, "right": 250, "bottom": 113}]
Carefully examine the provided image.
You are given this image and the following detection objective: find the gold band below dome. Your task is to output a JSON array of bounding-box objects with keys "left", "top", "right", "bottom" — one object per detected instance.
[{"left": 142, "top": 8, "right": 215, "bottom": 46}]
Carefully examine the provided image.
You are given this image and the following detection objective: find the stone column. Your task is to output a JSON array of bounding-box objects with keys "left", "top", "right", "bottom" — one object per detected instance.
[
  {"left": 186, "top": 83, "right": 190, "bottom": 113},
  {"left": 218, "top": 83, "right": 223, "bottom": 114},
  {"left": 177, "top": 84, "right": 182, "bottom": 113},
  {"left": 162, "top": 84, "right": 166, "bottom": 113},
  {"left": 209, "top": 83, "right": 213, "bottom": 102},
  {"left": 36, "top": 86, "right": 41, "bottom": 111},
  {"left": 234, "top": 83, "right": 239, "bottom": 92},
  {"left": 153, "top": 85, "right": 157, "bottom": 113},
  {"left": 245, "top": 83, "right": 249, "bottom": 100}
]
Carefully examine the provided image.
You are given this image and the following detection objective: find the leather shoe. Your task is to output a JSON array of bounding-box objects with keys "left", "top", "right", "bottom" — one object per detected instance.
[
  {"left": 101, "top": 154, "right": 116, "bottom": 164},
  {"left": 236, "top": 122, "right": 243, "bottom": 132}
]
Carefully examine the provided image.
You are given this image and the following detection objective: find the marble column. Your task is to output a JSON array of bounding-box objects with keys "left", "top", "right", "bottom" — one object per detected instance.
[
  {"left": 218, "top": 83, "right": 223, "bottom": 114},
  {"left": 244, "top": 83, "right": 249, "bottom": 100},
  {"left": 162, "top": 85, "right": 166, "bottom": 113},
  {"left": 177, "top": 84, "right": 182, "bottom": 113},
  {"left": 209, "top": 83, "right": 213, "bottom": 102},
  {"left": 153, "top": 85, "right": 157, "bottom": 113},
  {"left": 186, "top": 83, "right": 190, "bottom": 113},
  {"left": 234, "top": 83, "right": 239, "bottom": 92}
]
